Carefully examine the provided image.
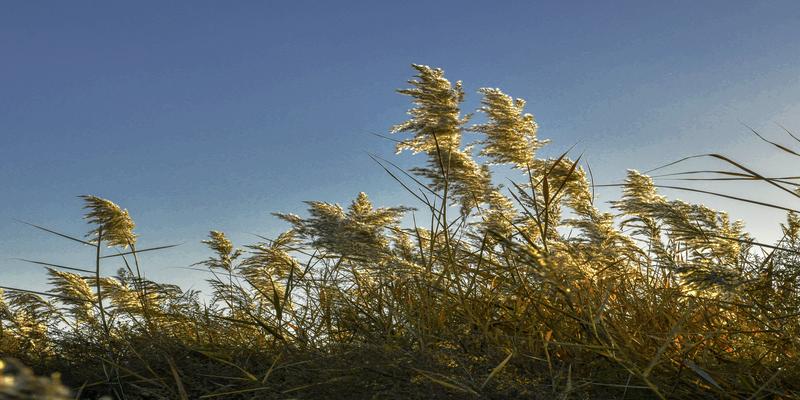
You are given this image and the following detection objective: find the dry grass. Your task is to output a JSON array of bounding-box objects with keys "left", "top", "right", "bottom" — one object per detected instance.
[{"left": 2, "top": 65, "right": 799, "bottom": 399}]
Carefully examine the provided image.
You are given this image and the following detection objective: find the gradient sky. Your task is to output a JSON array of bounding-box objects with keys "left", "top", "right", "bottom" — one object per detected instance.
[{"left": 2, "top": 1, "right": 800, "bottom": 292}]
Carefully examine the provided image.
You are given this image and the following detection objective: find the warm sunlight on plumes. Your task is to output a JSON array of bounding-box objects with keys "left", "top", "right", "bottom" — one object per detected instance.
[
  {"left": 2, "top": 65, "right": 799, "bottom": 399},
  {"left": 80, "top": 195, "right": 137, "bottom": 248}
]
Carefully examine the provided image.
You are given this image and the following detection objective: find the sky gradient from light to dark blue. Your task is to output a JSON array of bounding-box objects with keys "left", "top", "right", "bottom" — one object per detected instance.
[{"left": 2, "top": 1, "right": 800, "bottom": 291}]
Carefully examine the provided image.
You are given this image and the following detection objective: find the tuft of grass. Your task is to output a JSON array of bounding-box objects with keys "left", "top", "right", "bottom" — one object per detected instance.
[{"left": 2, "top": 65, "right": 800, "bottom": 399}]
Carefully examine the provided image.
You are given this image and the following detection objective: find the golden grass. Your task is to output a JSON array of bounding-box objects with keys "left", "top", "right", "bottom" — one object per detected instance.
[{"left": 1, "top": 64, "right": 799, "bottom": 399}]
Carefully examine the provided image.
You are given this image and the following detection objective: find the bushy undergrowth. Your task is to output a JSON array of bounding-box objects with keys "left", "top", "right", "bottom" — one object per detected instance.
[{"left": 2, "top": 65, "right": 799, "bottom": 399}]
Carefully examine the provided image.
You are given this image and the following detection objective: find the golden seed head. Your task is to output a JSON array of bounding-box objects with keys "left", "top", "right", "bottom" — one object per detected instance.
[{"left": 80, "top": 195, "right": 137, "bottom": 248}]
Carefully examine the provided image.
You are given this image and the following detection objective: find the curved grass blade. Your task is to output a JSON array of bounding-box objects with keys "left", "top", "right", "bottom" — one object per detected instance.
[
  {"left": 481, "top": 351, "right": 513, "bottom": 390},
  {"left": 745, "top": 123, "right": 800, "bottom": 157},
  {"left": 12, "top": 258, "right": 94, "bottom": 274},
  {"left": 0, "top": 284, "right": 87, "bottom": 303},
  {"left": 643, "top": 153, "right": 800, "bottom": 199},
  {"left": 100, "top": 243, "right": 181, "bottom": 259},
  {"left": 597, "top": 183, "right": 800, "bottom": 213},
  {"left": 14, "top": 219, "right": 92, "bottom": 246}
]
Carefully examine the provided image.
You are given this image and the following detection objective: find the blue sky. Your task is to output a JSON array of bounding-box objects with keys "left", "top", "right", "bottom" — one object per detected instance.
[{"left": 2, "top": 1, "right": 800, "bottom": 291}]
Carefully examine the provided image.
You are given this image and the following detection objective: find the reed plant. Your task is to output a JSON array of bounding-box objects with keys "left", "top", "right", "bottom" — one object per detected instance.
[{"left": 1, "top": 65, "right": 799, "bottom": 399}]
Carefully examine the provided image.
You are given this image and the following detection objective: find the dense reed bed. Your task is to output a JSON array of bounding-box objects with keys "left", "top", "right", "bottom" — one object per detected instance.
[{"left": 2, "top": 65, "right": 799, "bottom": 399}]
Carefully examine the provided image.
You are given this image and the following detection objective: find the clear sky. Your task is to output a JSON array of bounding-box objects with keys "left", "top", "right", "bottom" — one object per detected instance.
[{"left": 2, "top": 1, "right": 800, "bottom": 292}]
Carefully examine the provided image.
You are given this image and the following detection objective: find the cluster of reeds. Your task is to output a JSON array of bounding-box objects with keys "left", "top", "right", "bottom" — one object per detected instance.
[{"left": 1, "top": 65, "right": 798, "bottom": 399}]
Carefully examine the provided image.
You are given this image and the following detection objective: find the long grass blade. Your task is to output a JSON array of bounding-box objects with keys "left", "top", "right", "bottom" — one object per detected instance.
[
  {"left": 12, "top": 258, "right": 94, "bottom": 274},
  {"left": 100, "top": 243, "right": 181, "bottom": 259},
  {"left": 14, "top": 219, "right": 93, "bottom": 246}
]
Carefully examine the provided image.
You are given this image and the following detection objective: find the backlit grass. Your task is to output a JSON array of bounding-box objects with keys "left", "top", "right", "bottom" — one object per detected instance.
[{"left": 2, "top": 65, "right": 799, "bottom": 399}]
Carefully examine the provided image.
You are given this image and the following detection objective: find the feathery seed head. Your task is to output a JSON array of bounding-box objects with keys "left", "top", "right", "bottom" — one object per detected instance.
[
  {"left": 471, "top": 87, "right": 547, "bottom": 168},
  {"left": 46, "top": 269, "right": 95, "bottom": 323},
  {"left": 200, "top": 230, "right": 242, "bottom": 272},
  {"left": 392, "top": 64, "right": 466, "bottom": 154},
  {"left": 205, "top": 231, "right": 234, "bottom": 257},
  {"left": 80, "top": 195, "right": 137, "bottom": 248}
]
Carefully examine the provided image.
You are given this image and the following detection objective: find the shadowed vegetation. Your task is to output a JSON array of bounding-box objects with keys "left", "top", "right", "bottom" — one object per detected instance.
[{"left": 2, "top": 65, "right": 799, "bottom": 399}]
